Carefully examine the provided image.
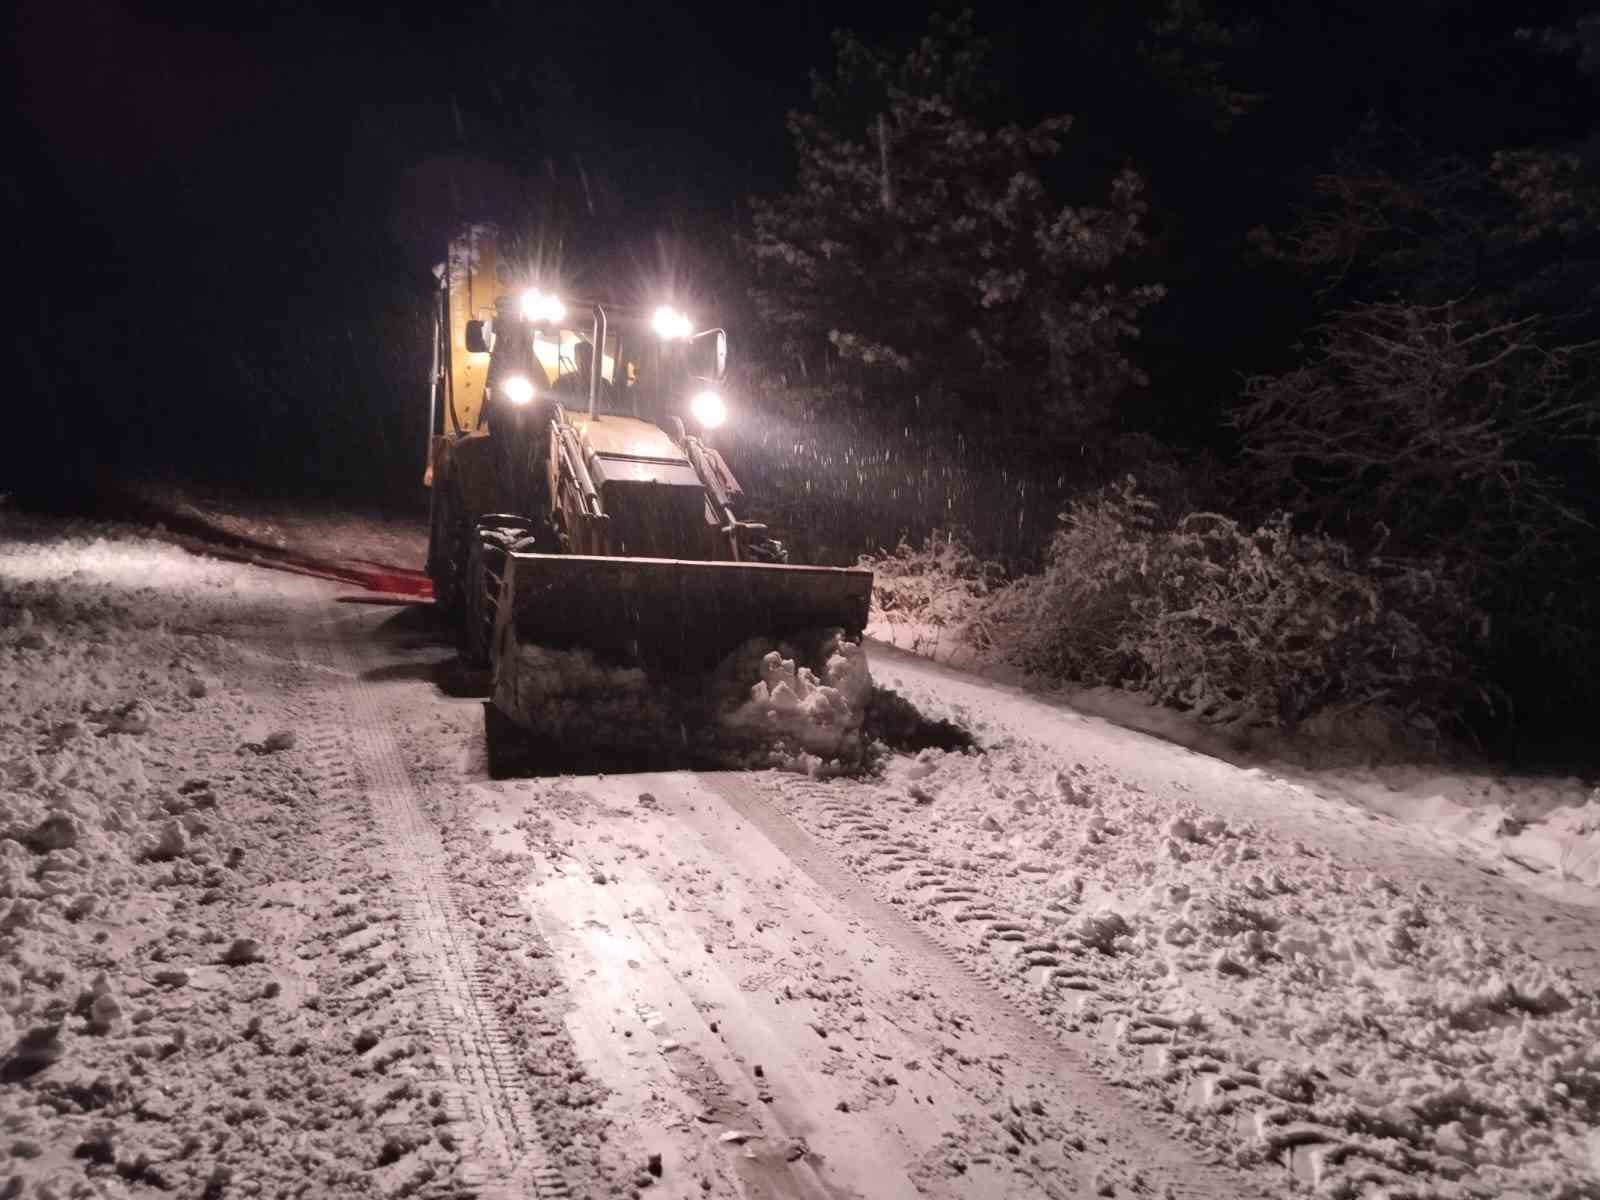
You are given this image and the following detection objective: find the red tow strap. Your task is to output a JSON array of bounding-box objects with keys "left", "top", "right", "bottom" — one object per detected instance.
[{"left": 161, "top": 534, "right": 435, "bottom": 602}]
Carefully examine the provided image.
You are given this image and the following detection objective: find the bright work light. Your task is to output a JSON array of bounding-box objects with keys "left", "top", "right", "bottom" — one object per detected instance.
[
  {"left": 690, "top": 389, "right": 726, "bottom": 429},
  {"left": 521, "top": 290, "right": 567, "bottom": 324},
  {"left": 501, "top": 375, "right": 536, "bottom": 406},
  {"left": 652, "top": 306, "right": 693, "bottom": 340}
]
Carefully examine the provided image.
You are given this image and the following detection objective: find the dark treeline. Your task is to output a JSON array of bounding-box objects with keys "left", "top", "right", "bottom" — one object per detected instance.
[{"left": 8, "top": 0, "right": 1598, "bottom": 755}]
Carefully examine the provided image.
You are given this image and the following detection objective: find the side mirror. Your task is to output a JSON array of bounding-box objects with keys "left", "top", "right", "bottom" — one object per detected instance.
[
  {"left": 465, "top": 320, "right": 489, "bottom": 355},
  {"left": 689, "top": 328, "right": 728, "bottom": 382}
]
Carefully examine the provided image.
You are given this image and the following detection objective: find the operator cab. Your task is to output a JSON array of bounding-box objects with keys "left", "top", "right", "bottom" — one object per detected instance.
[{"left": 480, "top": 297, "right": 728, "bottom": 438}]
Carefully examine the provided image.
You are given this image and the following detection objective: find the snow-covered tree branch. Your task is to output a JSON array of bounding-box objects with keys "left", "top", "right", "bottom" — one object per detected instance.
[{"left": 1236, "top": 300, "right": 1599, "bottom": 574}]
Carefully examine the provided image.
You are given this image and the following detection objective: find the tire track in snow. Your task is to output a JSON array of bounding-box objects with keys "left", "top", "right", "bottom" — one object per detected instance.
[
  {"left": 289, "top": 604, "right": 574, "bottom": 1200},
  {"left": 700, "top": 772, "right": 1263, "bottom": 1200},
  {"left": 765, "top": 772, "right": 1534, "bottom": 1197},
  {"left": 795, "top": 779, "right": 1346, "bottom": 1189}
]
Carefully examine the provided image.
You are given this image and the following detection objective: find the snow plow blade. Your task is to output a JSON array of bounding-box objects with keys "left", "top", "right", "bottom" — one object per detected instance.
[
  {"left": 487, "top": 552, "right": 873, "bottom": 767},
  {"left": 496, "top": 552, "right": 873, "bottom": 673}
]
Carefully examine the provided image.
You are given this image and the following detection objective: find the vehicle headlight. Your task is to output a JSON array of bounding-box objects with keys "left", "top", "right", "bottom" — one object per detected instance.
[
  {"left": 520, "top": 289, "right": 566, "bottom": 324},
  {"left": 652, "top": 305, "right": 692, "bottom": 341},
  {"left": 501, "top": 375, "right": 536, "bottom": 406},
  {"left": 690, "top": 389, "right": 726, "bottom": 429}
]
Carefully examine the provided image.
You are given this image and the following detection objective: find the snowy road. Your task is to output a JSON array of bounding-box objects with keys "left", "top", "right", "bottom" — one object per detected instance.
[
  {"left": 3, "top": 518, "right": 1597, "bottom": 1199},
  {"left": 313, "top": 588, "right": 1253, "bottom": 1199}
]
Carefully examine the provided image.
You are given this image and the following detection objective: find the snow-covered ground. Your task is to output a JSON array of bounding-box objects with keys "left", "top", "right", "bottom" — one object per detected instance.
[
  {"left": 870, "top": 616, "right": 1600, "bottom": 898},
  {"left": 0, "top": 516, "right": 461, "bottom": 1197},
  {"left": 3, "top": 507, "right": 1597, "bottom": 1200},
  {"left": 811, "top": 642, "right": 1600, "bottom": 1197}
]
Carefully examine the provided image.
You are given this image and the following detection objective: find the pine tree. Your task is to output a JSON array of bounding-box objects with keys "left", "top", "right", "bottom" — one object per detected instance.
[{"left": 749, "top": 9, "right": 1163, "bottom": 434}]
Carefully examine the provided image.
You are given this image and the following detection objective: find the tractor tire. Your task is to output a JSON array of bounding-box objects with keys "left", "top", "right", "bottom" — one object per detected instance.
[
  {"left": 429, "top": 479, "right": 472, "bottom": 624},
  {"left": 462, "top": 520, "right": 531, "bottom": 669}
]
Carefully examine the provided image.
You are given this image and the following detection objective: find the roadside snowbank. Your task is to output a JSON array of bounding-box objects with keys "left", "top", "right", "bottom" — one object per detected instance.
[{"left": 869, "top": 615, "right": 1600, "bottom": 901}]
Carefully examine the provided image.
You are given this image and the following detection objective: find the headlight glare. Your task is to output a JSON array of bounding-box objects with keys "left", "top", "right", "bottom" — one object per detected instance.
[
  {"left": 690, "top": 389, "right": 726, "bottom": 429},
  {"left": 520, "top": 290, "right": 566, "bottom": 324},
  {"left": 502, "top": 374, "right": 536, "bottom": 406},
  {"left": 652, "top": 306, "right": 693, "bottom": 340}
]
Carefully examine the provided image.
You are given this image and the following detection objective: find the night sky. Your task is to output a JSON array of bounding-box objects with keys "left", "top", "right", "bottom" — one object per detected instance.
[{"left": 8, "top": 0, "right": 1594, "bottom": 499}]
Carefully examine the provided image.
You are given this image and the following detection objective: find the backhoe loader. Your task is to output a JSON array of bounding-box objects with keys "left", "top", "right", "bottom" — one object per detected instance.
[{"left": 424, "top": 227, "right": 872, "bottom": 736}]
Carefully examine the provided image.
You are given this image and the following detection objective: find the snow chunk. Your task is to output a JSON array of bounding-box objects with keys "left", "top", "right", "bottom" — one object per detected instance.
[
  {"left": 87, "top": 992, "right": 121, "bottom": 1036},
  {"left": 1166, "top": 815, "right": 1200, "bottom": 844},
  {"left": 1074, "top": 907, "right": 1131, "bottom": 954},
  {"left": 23, "top": 814, "right": 80, "bottom": 855},
  {"left": 98, "top": 700, "right": 154, "bottom": 736},
  {"left": 221, "top": 937, "right": 265, "bottom": 966},
  {"left": 723, "top": 635, "right": 871, "bottom": 767},
  {"left": 141, "top": 819, "right": 189, "bottom": 863},
  {"left": 4, "top": 1024, "right": 64, "bottom": 1079}
]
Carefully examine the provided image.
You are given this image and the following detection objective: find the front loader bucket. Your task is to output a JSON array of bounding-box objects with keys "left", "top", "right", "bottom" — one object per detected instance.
[
  {"left": 486, "top": 552, "right": 873, "bottom": 768},
  {"left": 495, "top": 552, "right": 873, "bottom": 674}
]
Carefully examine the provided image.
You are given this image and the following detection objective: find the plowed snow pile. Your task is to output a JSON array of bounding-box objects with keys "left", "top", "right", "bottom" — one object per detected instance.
[
  {"left": 720, "top": 634, "right": 872, "bottom": 770},
  {"left": 500, "top": 630, "right": 933, "bottom": 775}
]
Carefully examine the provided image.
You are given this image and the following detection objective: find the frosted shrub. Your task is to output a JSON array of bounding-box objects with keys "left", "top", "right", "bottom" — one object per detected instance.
[
  {"left": 983, "top": 478, "right": 1159, "bottom": 682},
  {"left": 986, "top": 480, "right": 1481, "bottom": 729},
  {"left": 861, "top": 530, "right": 1003, "bottom": 654},
  {"left": 1131, "top": 514, "right": 1477, "bottom": 725}
]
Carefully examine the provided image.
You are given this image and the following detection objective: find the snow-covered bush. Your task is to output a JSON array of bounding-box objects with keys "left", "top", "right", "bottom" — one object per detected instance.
[
  {"left": 1244, "top": 109, "right": 1600, "bottom": 745},
  {"left": 861, "top": 529, "right": 1003, "bottom": 651},
  {"left": 1131, "top": 513, "right": 1479, "bottom": 725},
  {"left": 985, "top": 480, "right": 1482, "bottom": 729},
  {"left": 981, "top": 478, "right": 1159, "bottom": 683}
]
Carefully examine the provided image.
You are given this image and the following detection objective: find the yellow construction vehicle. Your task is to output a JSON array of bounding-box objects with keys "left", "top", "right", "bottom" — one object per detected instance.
[{"left": 424, "top": 227, "right": 872, "bottom": 734}]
